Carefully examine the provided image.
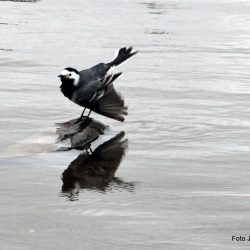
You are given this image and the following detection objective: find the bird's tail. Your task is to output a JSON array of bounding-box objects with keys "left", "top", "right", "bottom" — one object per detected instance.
[
  {"left": 92, "top": 84, "right": 127, "bottom": 122},
  {"left": 107, "top": 46, "right": 138, "bottom": 67}
]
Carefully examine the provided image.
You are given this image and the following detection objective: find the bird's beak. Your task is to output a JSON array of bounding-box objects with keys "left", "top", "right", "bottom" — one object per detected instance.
[{"left": 58, "top": 74, "right": 63, "bottom": 77}]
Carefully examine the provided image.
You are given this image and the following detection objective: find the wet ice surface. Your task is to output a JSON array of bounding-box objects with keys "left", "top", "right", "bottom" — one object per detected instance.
[{"left": 1, "top": 0, "right": 250, "bottom": 249}]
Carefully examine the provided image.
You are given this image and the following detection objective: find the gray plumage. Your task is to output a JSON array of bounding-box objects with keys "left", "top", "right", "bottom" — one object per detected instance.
[{"left": 59, "top": 47, "right": 138, "bottom": 122}]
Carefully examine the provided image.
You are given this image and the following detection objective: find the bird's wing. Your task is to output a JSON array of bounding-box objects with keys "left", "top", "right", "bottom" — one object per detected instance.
[
  {"left": 72, "top": 79, "right": 102, "bottom": 103},
  {"left": 79, "top": 63, "right": 110, "bottom": 85}
]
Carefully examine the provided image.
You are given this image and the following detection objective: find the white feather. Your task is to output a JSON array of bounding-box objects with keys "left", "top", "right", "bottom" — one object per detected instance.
[
  {"left": 107, "top": 65, "right": 116, "bottom": 75},
  {"left": 113, "top": 49, "right": 120, "bottom": 60},
  {"left": 61, "top": 69, "right": 70, "bottom": 76},
  {"left": 73, "top": 73, "right": 80, "bottom": 86},
  {"left": 131, "top": 48, "right": 137, "bottom": 54}
]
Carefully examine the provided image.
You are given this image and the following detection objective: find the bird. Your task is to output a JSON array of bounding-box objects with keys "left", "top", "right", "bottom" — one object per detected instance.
[
  {"left": 58, "top": 46, "right": 138, "bottom": 122},
  {"left": 60, "top": 131, "right": 134, "bottom": 197}
]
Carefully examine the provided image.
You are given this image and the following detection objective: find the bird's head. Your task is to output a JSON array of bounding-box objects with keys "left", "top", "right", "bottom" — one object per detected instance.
[{"left": 58, "top": 67, "right": 80, "bottom": 86}]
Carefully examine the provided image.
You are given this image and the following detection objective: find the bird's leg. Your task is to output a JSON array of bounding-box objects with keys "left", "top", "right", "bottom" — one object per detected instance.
[
  {"left": 85, "top": 147, "right": 93, "bottom": 155},
  {"left": 86, "top": 110, "right": 92, "bottom": 119},
  {"left": 80, "top": 108, "right": 86, "bottom": 120},
  {"left": 77, "top": 109, "right": 92, "bottom": 125}
]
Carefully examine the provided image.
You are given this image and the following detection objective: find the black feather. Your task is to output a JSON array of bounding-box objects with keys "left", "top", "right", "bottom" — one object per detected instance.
[
  {"left": 65, "top": 67, "right": 79, "bottom": 74},
  {"left": 107, "top": 46, "right": 138, "bottom": 67},
  {"left": 60, "top": 78, "right": 76, "bottom": 99},
  {"left": 91, "top": 83, "right": 128, "bottom": 122}
]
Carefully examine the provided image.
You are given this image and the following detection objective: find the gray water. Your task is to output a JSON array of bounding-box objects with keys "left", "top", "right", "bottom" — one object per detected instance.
[{"left": 1, "top": 0, "right": 250, "bottom": 249}]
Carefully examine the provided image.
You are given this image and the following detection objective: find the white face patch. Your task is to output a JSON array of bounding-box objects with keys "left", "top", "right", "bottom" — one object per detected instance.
[
  {"left": 73, "top": 73, "right": 80, "bottom": 86},
  {"left": 60, "top": 69, "right": 80, "bottom": 86},
  {"left": 61, "top": 69, "right": 72, "bottom": 79},
  {"left": 60, "top": 69, "right": 71, "bottom": 78}
]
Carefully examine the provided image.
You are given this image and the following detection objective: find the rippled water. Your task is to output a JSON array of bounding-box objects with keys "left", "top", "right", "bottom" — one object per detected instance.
[{"left": 1, "top": 0, "right": 250, "bottom": 249}]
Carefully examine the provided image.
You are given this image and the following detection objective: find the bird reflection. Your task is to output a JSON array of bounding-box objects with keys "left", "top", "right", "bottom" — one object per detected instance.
[{"left": 60, "top": 131, "right": 134, "bottom": 200}]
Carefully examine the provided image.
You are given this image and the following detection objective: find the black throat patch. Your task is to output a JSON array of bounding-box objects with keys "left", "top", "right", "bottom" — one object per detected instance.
[{"left": 60, "top": 78, "right": 77, "bottom": 100}]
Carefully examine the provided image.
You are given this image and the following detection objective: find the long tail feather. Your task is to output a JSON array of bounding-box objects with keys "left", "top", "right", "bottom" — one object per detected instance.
[{"left": 107, "top": 46, "right": 138, "bottom": 67}]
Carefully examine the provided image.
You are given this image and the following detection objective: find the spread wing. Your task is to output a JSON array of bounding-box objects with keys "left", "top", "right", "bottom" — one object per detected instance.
[
  {"left": 72, "top": 79, "right": 102, "bottom": 104},
  {"left": 78, "top": 63, "right": 110, "bottom": 86}
]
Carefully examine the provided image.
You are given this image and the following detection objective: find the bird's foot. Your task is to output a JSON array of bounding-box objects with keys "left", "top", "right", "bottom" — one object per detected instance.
[
  {"left": 85, "top": 146, "right": 93, "bottom": 155},
  {"left": 75, "top": 116, "right": 88, "bottom": 124},
  {"left": 75, "top": 116, "right": 93, "bottom": 128}
]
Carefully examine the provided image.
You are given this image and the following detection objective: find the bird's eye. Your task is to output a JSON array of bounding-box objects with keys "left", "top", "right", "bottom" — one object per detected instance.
[{"left": 69, "top": 73, "right": 72, "bottom": 76}]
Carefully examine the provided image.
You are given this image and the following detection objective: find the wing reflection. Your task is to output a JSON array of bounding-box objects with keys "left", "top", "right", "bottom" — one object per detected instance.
[{"left": 60, "top": 132, "right": 134, "bottom": 200}]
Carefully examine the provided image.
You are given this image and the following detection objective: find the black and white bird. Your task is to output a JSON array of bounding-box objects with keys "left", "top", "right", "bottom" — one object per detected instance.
[{"left": 58, "top": 47, "right": 138, "bottom": 122}]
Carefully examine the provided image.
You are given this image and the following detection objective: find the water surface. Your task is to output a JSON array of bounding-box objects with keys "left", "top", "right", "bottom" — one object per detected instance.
[{"left": 1, "top": 0, "right": 250, "bottom": 249}]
